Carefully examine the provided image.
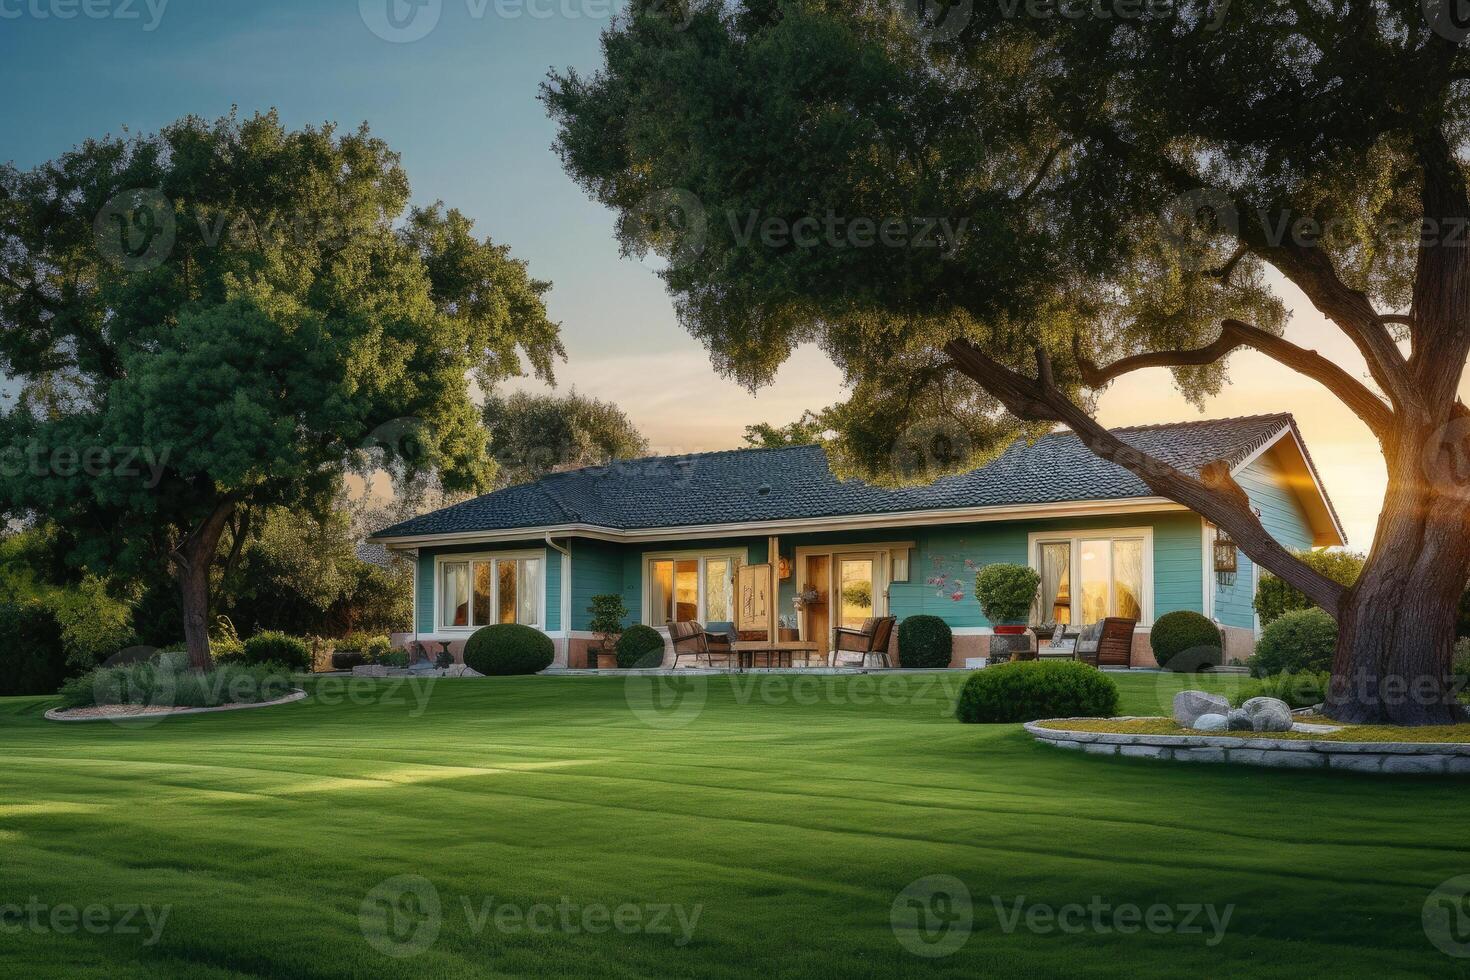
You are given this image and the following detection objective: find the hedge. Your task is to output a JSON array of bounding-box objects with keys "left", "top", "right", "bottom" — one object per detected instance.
[
  {"left": 897, "top": 615, "right": 953, "bottom": 669},
  {"left": 1149, "top": 610, "right": 1222, "bottom": 672},
  {"left": 1249, "top": 608, "right": 1337, "bottom": 677},
  {"left": 463, "top": 624, "right": 554, "bottom": 676},
  {"left": 242, "top": 632, "right": 311, "bottom": 672},
  {"left": 0, "top": 601, "right": 69, "bottom": 697},
  {"left": 616, "top": 624, "right": 666, "bottom": 668},
  {"left": 955, "top": 661, "right": 1119, "bottom": 724}
]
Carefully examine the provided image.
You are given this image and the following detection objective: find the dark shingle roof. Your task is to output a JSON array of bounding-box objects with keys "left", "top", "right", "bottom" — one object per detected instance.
[{"left": 373, "top": 414, "right": 1297, "bottom": 539}]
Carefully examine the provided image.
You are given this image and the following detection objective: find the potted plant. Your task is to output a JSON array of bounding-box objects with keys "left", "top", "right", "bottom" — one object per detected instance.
[
  {"left": 587, "top": 594, "right": 628, "bottom": 670},
  {"left": 975, "top": 563, "right": 1040, "bottom": 635}
]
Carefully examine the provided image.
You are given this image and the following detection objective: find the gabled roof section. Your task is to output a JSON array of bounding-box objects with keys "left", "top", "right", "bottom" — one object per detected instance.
[
  {"left": 372, "top": 413, "right": 1343, "bottom": 544},
  {"left": 1228, "top": 417, "right": 1347, "bottom": 547}
]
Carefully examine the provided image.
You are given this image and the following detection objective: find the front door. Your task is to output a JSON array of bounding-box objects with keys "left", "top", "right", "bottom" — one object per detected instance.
[{"left": 835, "top": 554, "right": 879, "bottom": 631}]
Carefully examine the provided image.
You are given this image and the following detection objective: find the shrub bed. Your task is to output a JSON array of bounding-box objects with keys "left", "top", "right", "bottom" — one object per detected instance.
[
  {"left": 616, "top": 624, "right": 666, "bottom": 668},
  {"left": 1150, "top": 610, "right": 1222, "bottom": 672},
  {"left": 0, "top": 601, "right": 70, "bottom": 697},
  {"left": 1229, "top": 671, "right": 1330, "bottom": 710},
  {"left": 897, "top": 615, "right": 953, "bottom": 669},
  {"left": 1249, "top": 608, "right": 1336, "bottom": 677},
  {"left": 58, "top": 653, "right": 294, "bottom": 709},
  {"left": 242, "top": 632, "right": 311, "bottom": 671},
  {"left": 955, "top": 661, "right": 1120, "bottom": 724},
  {"left": 463, "top": 624, "right": 554, "bottom": 676}
]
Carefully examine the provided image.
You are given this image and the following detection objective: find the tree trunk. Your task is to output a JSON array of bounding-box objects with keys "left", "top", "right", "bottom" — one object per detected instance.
[
  {"left": 1324, "top": 431, "right": 1470, "bottom": 725},
  {"left": 174, "top": 500, "right": 238, "bottom": 672}
]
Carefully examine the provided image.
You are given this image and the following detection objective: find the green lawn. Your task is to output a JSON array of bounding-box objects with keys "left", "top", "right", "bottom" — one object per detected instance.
[{"left": 2, "top": 671, "right": 1467, "bottom": 978}]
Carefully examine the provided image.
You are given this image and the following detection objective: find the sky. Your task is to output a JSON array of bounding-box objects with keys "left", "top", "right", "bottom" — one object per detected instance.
[{"left": 0, "top": 0, "right": 1435, "bottom": 548}]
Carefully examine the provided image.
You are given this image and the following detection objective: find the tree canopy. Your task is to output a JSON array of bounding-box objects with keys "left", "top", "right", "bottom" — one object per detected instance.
[
  {"left": 0, "top": 111, "right": 563, "bottom": 664},
  {"left": 742, "top": 409, "right": 827, "bottom": 448},
  {"left": 483, "top": 389, "right": 649, "bottom": 484}
]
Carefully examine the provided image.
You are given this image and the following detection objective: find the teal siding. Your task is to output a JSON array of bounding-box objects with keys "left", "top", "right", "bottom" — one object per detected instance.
[
  {"left": 1214, "top": 449, "right": 1316, "bottom": 629},
  {"left": 413, "top": 541, "right": 562, "bottom": 634},
  {"left": 569, "top": 540, "right": 627, "bottom": 631}
]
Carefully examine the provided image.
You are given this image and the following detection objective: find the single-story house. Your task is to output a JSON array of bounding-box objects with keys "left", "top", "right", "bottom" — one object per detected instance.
[{"left": 368, "top": 413, "right": 1344, "bottom": 668}]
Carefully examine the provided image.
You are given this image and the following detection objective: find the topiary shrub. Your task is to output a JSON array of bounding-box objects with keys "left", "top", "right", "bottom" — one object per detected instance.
[
  {"left": 242, "top": 631, "right": 310, "bottom": 671},
  {"left": 974, "top": 563, "right": 1040, "bottom": 627},
  {"left": 1248, "top": 608, "right": 1337, "bottom": 678},
  {"left": 0, "top": 601, "right": 70, "bottom": 697},
  {"left": 898, "top": 615, "right": 953, "bottom": 669},
  {"left": 1149, "top": 610, "right": 1222, "bottom": 672},
  {"left": 1253, "top": 550, "right": 1363, "bottom": 627},
  {"left": 615, "top": 624, "right": 666, "bottom": 668},
  {"left": 463, "top": 624, "right": 554, "bottom": 675},
  {"left": 955, "top": 661, "right": 1120, "bottom": 724}
]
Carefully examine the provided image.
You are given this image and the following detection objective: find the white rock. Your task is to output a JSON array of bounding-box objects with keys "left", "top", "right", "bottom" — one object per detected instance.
[
  {"left": 1173, "top": 690, "right": 1230, "bottom": 727},
  {"left": 1192, "top": 713, "right": 1229, "bottom": 732}
]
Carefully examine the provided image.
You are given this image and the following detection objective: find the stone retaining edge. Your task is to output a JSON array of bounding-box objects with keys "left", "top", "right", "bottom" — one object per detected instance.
[
  {"left": 45, "top": 689, "right": 309, "bottom": 723},
  {"left": 1024, "top": 718, "right": 1470, "bottom": 775}
]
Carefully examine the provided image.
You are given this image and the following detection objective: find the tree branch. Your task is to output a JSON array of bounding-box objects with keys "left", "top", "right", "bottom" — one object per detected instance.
[{"left": 943, "top": 338, "right": 1347, "bottom": 617}]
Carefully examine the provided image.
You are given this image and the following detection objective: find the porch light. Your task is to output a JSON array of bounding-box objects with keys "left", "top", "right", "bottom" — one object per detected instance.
[{"left": 1213, "top": 527, "right": 1238, "bottom": 587}]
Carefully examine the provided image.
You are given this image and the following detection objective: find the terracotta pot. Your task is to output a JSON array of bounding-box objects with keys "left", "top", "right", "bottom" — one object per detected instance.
[
  {"left": 596, "top": 651, "right": 618, "bottom": 670},
  {"left": 994, "top": 624, "right": 1028, "bottom": 635}
]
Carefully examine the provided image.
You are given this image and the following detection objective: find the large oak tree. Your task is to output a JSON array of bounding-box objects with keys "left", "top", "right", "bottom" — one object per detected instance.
[
  {"left": 0, "top": 112, "right": 562, "bottom": 668},
  {"left": 545, "top": 0, "right": 1470, "bottom": 723}
]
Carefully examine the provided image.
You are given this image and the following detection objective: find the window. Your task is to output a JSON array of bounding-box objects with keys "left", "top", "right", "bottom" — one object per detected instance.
[
  {"left": 1029, "top": 530, "right": 1151, "bottom": 626},
  {"left": 439, "top": 555, "right": 542, "bottom": 630},
  {"left": 645, "top": 553, "right": 742, "bottom": 626}
]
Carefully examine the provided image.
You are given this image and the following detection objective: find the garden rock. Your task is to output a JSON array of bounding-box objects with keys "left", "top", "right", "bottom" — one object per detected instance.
[
  {"left": 1173, "top": 690, "right": 1230, "bottom": 727},
  {"left": 1192, "top": 713, "right": 1229, "bottom": 732},
  {"left": 1243, "top": 696, "right": 1295, "bottom": 733},
  {"left": 1227, "top": 709, "right": 1253, "bottom": 732}
]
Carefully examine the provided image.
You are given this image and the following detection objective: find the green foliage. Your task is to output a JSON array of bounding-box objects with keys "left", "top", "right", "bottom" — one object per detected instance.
[
  {"left": 897, "top": 615, "right": 953, "bottom": 669},
  {"left": 1229, "top": 672, "right": 1331, "bottom": 710},
  {"left": 0, "top": 111, "right": 561, "bottom": 661},
  {"left": 463, "top": 624, "right": 554, "bottom": 675},
  {"left": 58, "top": 660, "right": 294, "bottom": 710},
  {"left": 1149, "top": 611, "right": 1222, "bottom": 672},
  {"left": 0, "top": 529, "right": 136, "bottom": 671},
  {"left": 841, "top": 580, "right": 873, "bottom": 611},
  {"left": 1455, "top": 638, "right": 1470, "bottom": 680},
  {"left": 242, "top": 631, "right": 311, "bottom": 672},
  {"left": 1249, "top": 609, "right": 1338, "bottom": 678},
  {"left": 742, "top": 410, "right": 827, "bottom": 449},
  {"left": 337, "top": 632, "right": 393, "bottom": 659},
  {"left": 955, "top": 661, "right": 1120, "bottom": 724},
  {"left": 0, "top": 601, "right": 70, "bottom": 697},
  {"left": 483, "top": 390, "right": 648, "bottom": 486},
  {"left": 974, "top": 564, "right": 1039, "bottom": 625},
  {"left": 616, "top": 624, "right": 666, "bottom": 669},
  {"left": 1254, "top": 551, "right": 1364, "bottom": 626},
  {"left": 587, "top": 594, "right": 630, "bottom": 646}
]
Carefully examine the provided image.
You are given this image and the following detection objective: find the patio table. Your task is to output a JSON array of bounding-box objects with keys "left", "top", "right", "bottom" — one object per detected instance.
[{"left": 731, "top": 640, "right": 820, "bottom": 670}]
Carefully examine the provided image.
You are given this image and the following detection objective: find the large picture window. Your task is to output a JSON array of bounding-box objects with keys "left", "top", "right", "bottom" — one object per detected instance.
[
  {"left": 645, "top": 553, "right": 742, "bottom": 626},
  {"left": 439, "top": 555, "right": 542, "bottom": 630},
  {"left": 1029, "top": 530, "right": 1150, "bottom": 627}
]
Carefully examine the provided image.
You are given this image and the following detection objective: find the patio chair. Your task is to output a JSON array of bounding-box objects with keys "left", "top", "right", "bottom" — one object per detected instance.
[
  {"left": 830, "top": 616, "right": 896, "bottom": 668},
  {"left": 1075, "top": 618, "right": 1136, "bottom": 668},
  {"left": 668, "top": 621, "right": 735, "bottom": 669}
]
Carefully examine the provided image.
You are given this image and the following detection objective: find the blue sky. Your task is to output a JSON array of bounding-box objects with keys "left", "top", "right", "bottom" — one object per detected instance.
[{"left": 0, "top": 1, "right": 1397, "bottom": 544}]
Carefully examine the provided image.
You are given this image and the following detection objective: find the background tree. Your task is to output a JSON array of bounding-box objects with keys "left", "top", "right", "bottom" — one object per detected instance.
[
  {"left": 0, "top": 111, "right": 562, "bottom": 668},
  {"left": 546, "top": 1, "right": 1470, "bottom": 723},
  {"left": 483, "top": 389, "right": 649, "bottom": 485},
  {"left": 742, "top": 409, "right": 827, "bottom": 448}
]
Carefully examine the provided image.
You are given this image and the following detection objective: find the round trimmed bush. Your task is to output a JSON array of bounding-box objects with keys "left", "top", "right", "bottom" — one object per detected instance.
[
  {"left": 463, "top": 624, "right": 554, "bottom": 675},
  {"left": 1150, "top": 610, "right": 1222, "bottom": 672},
  {"left": 616, "top": 624, "right": 666, "bottom": 668},
  {"left": 955, "top": 660, "right": 1120, "bottom": 724},
  {"left": 242, "top": 631, "right": 310, "bottom": 671},
  {"left": 1249, "top": 608, "right": 1337, "bottom": 677},
  {"left": 898, "top": 615, "right": 953, "bottom": 669}
]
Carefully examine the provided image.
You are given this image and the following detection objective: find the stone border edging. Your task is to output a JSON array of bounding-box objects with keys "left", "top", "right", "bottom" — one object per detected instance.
[
  {"left": 1024, "top": 718, "right": 1470, "bottom": 775},
  {"left": 44, "top": 688, "right": 308, "bottom": 723}
]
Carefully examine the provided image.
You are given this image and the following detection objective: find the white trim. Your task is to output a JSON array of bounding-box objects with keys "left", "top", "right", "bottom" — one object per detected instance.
[
  {"left": 1229, "top": 424, "right": 1347, "bottom": 547},
  {"left": 949, "top": 625, "right": 1154, "bottom": 636},
  {"left": 1026, "top": 526, "right": 1155, "bottom": 626},
  {"left": 1201, "top": 521, "right": 1216, "bottom": 621},
  {"left": 370, "top": 497, "right": 1189, "bottom": 549},
  {"left": 792, "top": 542, "right": 914, "bottom": 642},
  {"left": 639, "top": 547, "right": 747, "bottom": 627},
  {"left": 544, "top": 534, "right": 573, "bottom": 637},
  {"left": 432, "top": 549, "right": 547, "bottom": 634}
]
